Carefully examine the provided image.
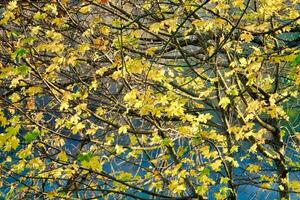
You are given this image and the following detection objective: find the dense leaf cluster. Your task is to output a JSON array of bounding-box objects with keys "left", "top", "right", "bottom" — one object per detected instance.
[{"left": 0, "top": 0, "right": 300, "bottom": 199}]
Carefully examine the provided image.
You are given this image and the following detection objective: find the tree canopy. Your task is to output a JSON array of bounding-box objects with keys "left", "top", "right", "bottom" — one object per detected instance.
[{"left": 0, "top": 0, "right": 300, "bottom": 199}]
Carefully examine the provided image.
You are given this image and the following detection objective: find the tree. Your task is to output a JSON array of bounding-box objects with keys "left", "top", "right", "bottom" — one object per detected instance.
[{"left": 0, "top": 0, "right": 300, "bottom": 199}]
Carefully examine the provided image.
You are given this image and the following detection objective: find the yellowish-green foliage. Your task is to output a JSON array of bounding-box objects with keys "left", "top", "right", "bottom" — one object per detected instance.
[{"left": 0, "top": 0, "right": 300, "bottom": 199}]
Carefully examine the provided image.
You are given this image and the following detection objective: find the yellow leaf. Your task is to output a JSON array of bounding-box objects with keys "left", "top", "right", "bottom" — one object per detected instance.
[
  {"left": 71, "top": 122, "right": 85, "bottom": 134},
  {"left": 96, "top": 67, "right": 108, "bottom": 76},
  {"left": 216, "top": 3, "right": 230, "bottom": 10},
  {"left": 295, "top": 133, "right": 300, "bottom": 141},
  {"left": 241, "top": 32, "right": 254, "bottom": 42},
  {"left": 246, "top": 164, "right": 261, "bottom": 173},
  {"left": 33, "top": 11, "right": 47, "bottom": 20},
  {"left": 26, "top": 86, "right": 43, "bottom": 96},
  {"left": 61, "top": 0, "right": 69, "bottom": 5},
  {"left": 118, "top": 125, "right": 130, "bottom": 134},
  {"left": 279, "top": 185, "right": 285, "bottom": 191},
  {"left": 145, "top": 47, "right": 158, "bottom": 56},
  {"left": 200, "top": 145, "right": 211, "bottom": 159},
  {"left": 233, "top": 0, "right": 245, "bottom": 8},
  {"left": 46, "top": 30, "right": 63, "bottom": 41},
  {"left": 59, "top": 101, "right": 69, "bottom": 111},
  {"left": 150, "top": 181, "right": 163, "bottom": 191},
  {"left": 129, "top": 135, "right": 137, "bottom": 145},
  {"left": 111, "top": 70, "right": 122, "bottom": 80},
  {"left": 96, "top": 107, "right": 106, "bottom": 115},
  {"left": 44, "top": 4, "right": 58, "bottom": 15},
  {"left": 261, "top": 183, "right": 271, "bottom": 189},
  {"left": 7, "top": 1, "right": 18, "bottom": 11},
  {"left": 86, "top": 127, "right": 97, "bottom": 135},
  {"left": 115, "top": 144, "right": 125, "bottom": 155},
  {"left": 89, "top": 80, "right": 98, "bottom": 91},
  {"left": 78, "top": 43, "right": 90, "bottom": 55},
  {"left": 5, "top": 136, "right": 19, "bottom": 151},
  {"left": 126, "top": 58, "right": 145, "bottom": 74},
  {"left": 89, "top": 156, "right": 102, "bottom": 172},
  {"left": 148, "top": 69, "right": 165, "bottom": 82},
  {"left": 178, "top": 126, "right": 193, "bottom": 136},
  {"left": 219, "top": 97, "right": 230, "bottom": 109},
  {"left": 31, "top": 26, "right": 41, "bottom": 35},
  {"left": 57, "top": 151, "right": 68, "bottom": 162},
  {"left": 289, "top": 10, "right": 299, "bottom": 19},
  {"left": 27, "top": 157, "right": 44, "bottom": 170},
  {"left": 10, "top": 76, "right": 22, "bottom": 88},
  {"left": 196, "top": 185, "right": 209, "bottom": 196},
  {"left": 11, "top": 160, "right": 26, "bottom": 173},
  {"left": 249, "top": 143, "right": 257, "bottom": 153},
  {"left": 150, "top": 132, "right": 162, "bottom": 145},
  {"left": 0, "top": 11, "right": 15, "bottom": 25},
  {"left": 67, "top": 56, "right": 77, "bottom": 66},
  {"left": 81, "top": 160, "right": 90, "bottom": 169},
  {"left": 196, "top": 113, "right": 213, "bottom": 123},
  {"left": 220, "top": 177, "right": 230, "bottom": 184},
  {"left": 52, "top": 17, "right": 67, "bottom": 27},
  {"left": 124, "top": 89, "right": 138, "bottom": 102},
  {"left": 9, "top": 93, "right": 20, "bottom": 103},
  {"left": 47, "top": 191, "right": 58, "bottom": 199},
  {"left": 290, "top": 181, "right": 300, "bottom": 192},
  {"left": 163, "top": 18, "right": 177, "bottom": 33},
  {"left": 17, "top": 145, "right": 32, "bottom": 159},
  {"left": 99, "top": 26, "right": 110, "bottom": 36},
  {"left": 295, "top": 69, "right": 300, "bottom": 86},
  {"left": 165, "top": 101, "right": 185, "bottom": 117},
  {"left": 168, "top": 180, "right": 186, "bottom": 194},
  {"left": 79, "top": 5, "right": 91, "bottom": 14},
  {"left": 93, "top": 37, "right": 106, "bottom": 48},
  {"left": 230, "top": 145, "right": 239, "bottom": 153},
  {"left": 211, "top": 159, "right": 222, "bottom": 171},
  {"left": 0, "top": 112, "right": 8, "bottom": 127},
  {"left": 149, "top": 23, "right": 161, "bottom": 34}
]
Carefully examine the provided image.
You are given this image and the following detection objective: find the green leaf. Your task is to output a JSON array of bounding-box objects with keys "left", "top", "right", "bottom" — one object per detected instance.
[
  {"left": 161, "top": 138, "right": 173, "bottom": 146},
  {"left": 12, "top": 48, "right": 28, "bottom": 63},
  {"left": 15, "top": 48, "right": 27, "bottom": 57},
  {"left": 15, "top": 65, "right": 30, "bottom": 75},
  {"left": 77, "top": 152, "right": 93, "bottom": 162},
  {"left": 23, "top": 37, "right": 37, "bottom": 45},
  {"left": 5, "top": 186, "right": 14, "bottom": 200},
  {"left": 24, "top": 130, "right": 40, "bottom": 143},
  {"left": 5, "top": 125, "right": 20, "bottom": 136},
  {"left": 292, "top": 53, "right": 300, "bottom": 66},
  {"left": 199, "top": 168, "right": 210, "bottom": 176}
]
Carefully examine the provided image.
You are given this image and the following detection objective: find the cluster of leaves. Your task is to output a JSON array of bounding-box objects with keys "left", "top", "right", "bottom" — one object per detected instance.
[{"left": 0, "top": 0, "right": 300, "bottom": 199}]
